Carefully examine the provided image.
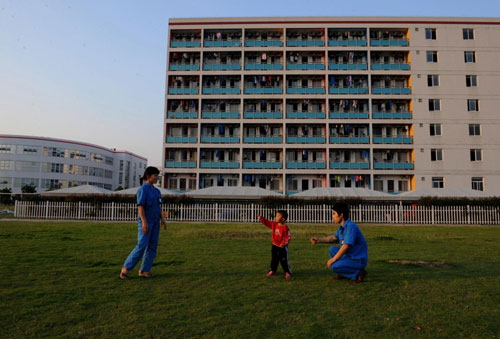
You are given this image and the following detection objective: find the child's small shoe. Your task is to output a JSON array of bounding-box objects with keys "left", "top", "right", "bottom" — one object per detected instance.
[
  {"left": 285, "top": 272, "right": 292, "bottom": 279},
  {"left": 266, "top": 270, "right": 276, "bottom": 277}
]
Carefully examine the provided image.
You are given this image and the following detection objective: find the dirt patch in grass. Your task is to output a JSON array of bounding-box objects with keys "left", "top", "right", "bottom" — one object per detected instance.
[{"left": 388, "top": 260, "right": 453, "bottom": 268}]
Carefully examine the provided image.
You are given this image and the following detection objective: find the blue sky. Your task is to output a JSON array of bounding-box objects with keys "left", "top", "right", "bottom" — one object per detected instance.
[{"left": 0, "top": 0, "right": 498, "bottom": 166}]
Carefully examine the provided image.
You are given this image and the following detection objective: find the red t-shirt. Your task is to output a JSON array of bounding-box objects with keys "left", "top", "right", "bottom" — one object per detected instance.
[{"left": 259, "top": 216, "right": 291, "bottom": 247}]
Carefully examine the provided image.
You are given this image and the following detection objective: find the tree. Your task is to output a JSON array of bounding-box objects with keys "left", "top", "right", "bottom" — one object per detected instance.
[
  {"left": 21, "top": 184, "right": 37, "bottom": 194},
  {"left": 114, "top": 186, "right": 124, "bottom": 192},
  {"left": 0, "top": 187, "right": 12, "bottom": 205}
]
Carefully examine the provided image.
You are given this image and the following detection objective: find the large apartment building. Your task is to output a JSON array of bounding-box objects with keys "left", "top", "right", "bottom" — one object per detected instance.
[{"left": 162, "top": 16, "right": 500, "bottom": 195}]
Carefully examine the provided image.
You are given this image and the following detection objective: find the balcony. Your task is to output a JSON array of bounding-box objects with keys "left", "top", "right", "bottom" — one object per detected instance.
[
  {"left": 165, "top": 161, "right": 197, "bottom": 168},
  {"left": 329, "top": 136, "right": 370, "bottom": 144},
  {"left": 373, "top": 162, "right": 414, "bottom": 170},
  {"left": 166, "top": 136, "right": 197, "bottom": 143},
  {"left": 201, "top": 111, "right": 240, "bottom": 119},
  {"left": 202, "top": 87, "right": 241, "bottom": 95},
  {"left": 329, "top": 87, "right": 368, "bottom": 95},
  {"left": 286, "top": 63, "right": 325, "bottom": 70},
  {"left": 286, "top": 162, "right": 326, "bottom": 169},
  {"left": 330, "top": 162, "right": 370, "bottom": 169},
  {"left": 244, "top": 111, "right": 283, "bottom": 119},
  {"left": 287, "top": 87, "right": 325, "bottom": 95},
  {"left": 373, "top": 135, "right": 413, "bottom": 144},
  {"left": 371, "top": 63, "right": 410, "bottom": 71},
  {"left": 245, "top": 39, "right": 283, "bottom": 47},
  {"left": 200, "top": 136, "right": 240, "bottom": 143},
  {"left": 372, "top": 88, "right": 411, "bottom": 95},
  {"left": 170, "top": 64, "right": 200, "bottom": 71},
  {"left": 372, "top": 112, "right": 412, "bottom": 119},
  {"left": 204, "top": 39, "right": 241, "bottom": 47},
  {"left": 203, "top": 63, "right": 241, "bottom": 71},
  {"left": 200, "top": 161, "right": 239, "bottom": 169},
  {"left": 168, "top": 87, "right": 198, "bottom": 95},
  {"left": 286, "top": 39, "right": 324, "bottom": 47},
  {"left": 286, "top": 111, "right": 326, "bottom": 119},
  {"left": 243, "top": 136, "right": 283, "bottom": 144},
  {"left": 329, "top": 112, "right": 369, "bottom": 119},
  {"left": 243, "top": 161, "right": 283, "bottom": 169},
  {"left": 167, "top": 111, "right": 198, "bottom": 119},
  {"left": 244, "top": 87, "right": 283, "bottom": 95},
  {"left": 245, "top": 63, "right": 283, "bottom": 70},
  {"left": 371, "top": 39, "right": 409, "bottom": 47},
  {"left": 170, "top": 40, "right": 201, "bottom": 48},
  {"left": 286, "top": 136, "right": 326, "bottom": 144},
  {"left": 328, "top": 39, "right": 367, "bottom": 47},
  {"left": 328, "top": 63, "right": 367, "bottom": 70}
]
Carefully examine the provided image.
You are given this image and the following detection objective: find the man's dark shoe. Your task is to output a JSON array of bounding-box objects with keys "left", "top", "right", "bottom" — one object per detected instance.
[{"left": 352, "top": 269, "right": 367, "bottom": 284}]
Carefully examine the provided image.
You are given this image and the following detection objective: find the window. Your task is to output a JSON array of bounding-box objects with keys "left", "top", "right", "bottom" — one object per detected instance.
[
  {"left": 0, "top": 160, "right": 13, "bottom": 170},
  {"left": 470, "top": 149, "right": 482, "bottom": 161},
  {"left": 428, "top": 99, "right": 441, "bottom": 111},
  {"left": 288, "top": 179, "right": 298, "bottom": 191},
  {"left": 467, "top": 99, "right": 479, "bottom": 112},
  {"left": 15, "top": 161, "right": 40, "bottom": 172},
  {"left": 44, "top": 147, "right": 66, "bottom": 158},
  {"left": 471, "top": 177, "right": 484, "bottom": 191},
  {"left": 430, "top": 148, "right": 443, "bottom": 161},
  {"left": 469, "top": 124, "right": 481, "bottom": 136},
  {"left": 17, "top": 146, "right": 41, "bottom": 155},
  {"left": 427, "top": 74, "right": 439, "bottom": 87},
  {"left": 429, "top": 124, "right": 442, "bottom": 136},
  {"left": 0, "top": 145, "right": 16, "bottom": 154},
  {"left": 466, "top": 75, "right": 477, "bottom": 87},
  {"left": 432, "top": 177, "right": 444, "bottom": 188},
  {"left": 168, "top": 179, "right": 177, "bottom": 190},
  {"left": 463, "top": 28, "right": 474, "bottom": 40},
  {"left": 313, "top": 179, "right": 323, "bottom": 188},
  {"left": 227, "top": 179, "right": 238, "bottom": 187},
  {"left": 464, "top": 51, "right": 476, "bottom": 63},
  {"left": 426, "top": 51, "right": 438, "bottom": 63},
  {"left": 425, "top": 28, "right": 437, "bottom": 40}
]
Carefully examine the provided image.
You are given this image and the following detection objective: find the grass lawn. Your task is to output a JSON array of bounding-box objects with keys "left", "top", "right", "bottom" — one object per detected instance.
[
  {"left": 0, "top": 204, "right": 15, "bottom": 219},
  {"left": 0, "top": 220, "right": 499, "bottom": 338}
]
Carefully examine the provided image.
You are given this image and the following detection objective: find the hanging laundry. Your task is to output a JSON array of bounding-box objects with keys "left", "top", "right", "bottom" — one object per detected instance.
[
  {"left": 262, "top": 53, "right": 267, "bottom": 61},
  {"left": 218, "top": 124, "right": 225, "bottom": 135},
  {"left": 362, "top": 150, "right": 368, "bottom": 158},
  {"left": 216, "top": 32, "right": 222, "bottom": 40},
  {"left": 330, "top": 76, "right": 335, "bottom": 86}
]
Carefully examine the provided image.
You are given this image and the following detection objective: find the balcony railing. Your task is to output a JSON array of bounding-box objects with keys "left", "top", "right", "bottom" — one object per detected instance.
[
  {"left": 286, "top": 136, "right": 326, "bottom": 144},
  {"left": 165, "top": 161, "right": 197, "bottom": 168},
  {"left": 245, "top": 63, "right": 283, "bottom": 70},
  {"left": 373, "top": 135, "right": 413, "bottom": 144},
  {"left": 200, "top": 161, "right": 239, "bottom": 169},
  {"left": 244, "top": 87, "right": 283, "bottom": 94},
  {"left": 372, "top": 112, "right": 412, "bottom": 119},
  {"left": 286, "top": 39, "right": 324, "bottom": 47},
  {"left": 329, "top": 136, "right": 370, "bottom": 144},
  {"left": 328, "top": 63, "right": 367, "bottom": 70},
  {"left": 200, "top": 136, "right": 240, "bottom": 143},
  {"left": 373, "top": 162, "right": 414, "bottom": 170},
  {"left": 371, "top": 39, "right": 409, "bottom": 47},
  {"left": 242, "top": 161, "right": 283, "bottom": 169},
  {"left": 244, "top": 111, "right": 283, "bottom": 119},
  {"left": 286, "top": 162, "right": 326, "bottom": 169},
  {"left": 329, "top": 112, "right": 369, "bottom": 119},
  {"left": 204, "top": 40, "right": 241, "bottom": 47},
  {"left": 245, "top": 39, "right": 283, "bottom": 47},
  {"left": 286, "top": 63, "right": 325, "bottom": 70},
  {"left": 329, "top": 87, "right": 368, "bottom": 94},
  {"left": 243, "top": 136, "right": 283, "bottom": 144},
  {"left": 168, "top": 87, "right": 199, "bottom": 95},
  {"left": 203, "top": 63, "right": 241, "bottom": 71},
  {"left": 286, "top": 111, "right": 326, "bottom": 119},
  {"left": 170, "top": 40, "right": 201, "bottom": 48},
  {"left": 371, "top": 63, "right": 410, "bottom": 70},
  {"left": 330, "top": 162, "right": 370, "bottom": 169},
  {"left": 286, "top": 87, "right": 325, "bottom": 94},
  {"left": 167, "top": 111, "right": 198, "bottom": 119},
  {"left": 202, "top": 87, "right": 241, "bottom": 95},
  {"left": 170, "top": 64, "right": 200, "bottom": 71},
  {"left": 166, "top": 136, "right": 197, "bottom": 143},
  {"left": 328, "top": 39, "right": 367, "bottom": 47},
  {"left": 372, "top": 88, "right": 411, "bottom": 95},
  {"left": 201, "top": 111, "right": 240, "bottom": 119}
]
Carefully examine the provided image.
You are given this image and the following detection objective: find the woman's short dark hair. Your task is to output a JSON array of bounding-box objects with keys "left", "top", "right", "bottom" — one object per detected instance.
[
  {"left": 332, "top": 202, "right": 349, "bottom": 220},
  {"left": 140, "top": 166, "right": 160, "bottom": 185}
]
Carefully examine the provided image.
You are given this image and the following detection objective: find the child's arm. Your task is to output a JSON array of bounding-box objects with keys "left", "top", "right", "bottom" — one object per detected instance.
[{"left": 256, "top": 214, "right": 273, "bottom": 229}]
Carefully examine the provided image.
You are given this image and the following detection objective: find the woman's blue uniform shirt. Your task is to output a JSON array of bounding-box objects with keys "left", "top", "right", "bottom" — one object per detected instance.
[
  {"left": 333, "top": 219, "right": 368, "bottom": 260},
  {"left": 137, "top": 183, "right": 162, "bottom": 224}
]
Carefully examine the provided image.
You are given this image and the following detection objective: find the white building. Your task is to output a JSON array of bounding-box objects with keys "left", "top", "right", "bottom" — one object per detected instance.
[{"left": 0, "top": 135, "right": 147, "bottom": 193}]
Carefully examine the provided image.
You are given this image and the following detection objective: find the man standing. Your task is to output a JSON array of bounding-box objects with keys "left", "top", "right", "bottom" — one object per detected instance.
[{"left": 310, "top": 202, "right": 368, "bottom": 283}]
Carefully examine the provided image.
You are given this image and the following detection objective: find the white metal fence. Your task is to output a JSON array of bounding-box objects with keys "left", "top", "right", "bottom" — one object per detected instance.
[{"left": 13, "top": 200, "right": 500, "bottom": 225}]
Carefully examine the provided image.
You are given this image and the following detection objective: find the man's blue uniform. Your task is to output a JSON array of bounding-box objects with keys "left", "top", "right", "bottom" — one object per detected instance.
[
  {"left": 329, "top": 219, "right": 368, "bottom": 280},
  {"left": 123, "top": 183, "right": 163, "bottom": 272}
]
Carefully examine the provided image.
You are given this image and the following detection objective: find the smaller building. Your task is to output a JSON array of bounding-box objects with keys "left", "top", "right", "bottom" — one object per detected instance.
[{"left": 0, "top": 135, "right": 147, "bottom": 193}]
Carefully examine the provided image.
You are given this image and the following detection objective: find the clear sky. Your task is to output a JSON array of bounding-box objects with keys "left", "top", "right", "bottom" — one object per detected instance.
[{"left": 1, "top": 0, "right": 498, "bottom": 166}]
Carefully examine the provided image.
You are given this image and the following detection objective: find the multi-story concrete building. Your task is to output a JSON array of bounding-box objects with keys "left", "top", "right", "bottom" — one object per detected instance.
[
  {"left": 162, "top": 16, "right": 500, "bottom": 195},
  {"left": 0, "top": 135, "right": 147, "bottom": 193}
]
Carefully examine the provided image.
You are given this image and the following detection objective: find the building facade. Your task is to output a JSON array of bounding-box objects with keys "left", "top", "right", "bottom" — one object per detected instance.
[
  {"left": 162, "top": 17, "right": 500, "bottom": 195},
  {"left": 0, "top": 135, "right": 147, "bottom": 193}
]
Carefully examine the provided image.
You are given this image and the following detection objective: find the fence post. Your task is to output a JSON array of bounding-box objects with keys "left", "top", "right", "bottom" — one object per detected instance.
[
  {"left": 215, "top": 203, "right": 219, "bottom": 222},
  {"left": 111, "top": 202, "right": 115, "bottom": 221},
  {"left": 78, "top": 201, "right": 82, "bottom": 220},
  {"left": 431, "top": 205, "right": 435, "bottom": 224},
  {"left": 45, "top": 201, "right": 49, "bottom": 219},
  {"left": 14, "top": 200, "right": 18, "bottom": 217},
  {"left": 251, "top": 203, "right": 254, "bottom": 223},
  {"left": 467, "top": 205, "right": 471, "bottom": 225}
]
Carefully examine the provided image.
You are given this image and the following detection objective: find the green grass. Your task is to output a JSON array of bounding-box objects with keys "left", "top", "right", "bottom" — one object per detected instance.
[
  {"left": 0, "top": 221, "right": 499, "bottom": 338},
  {"left": 0, "top": 204, "right": 15, "bottom": 219}
]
